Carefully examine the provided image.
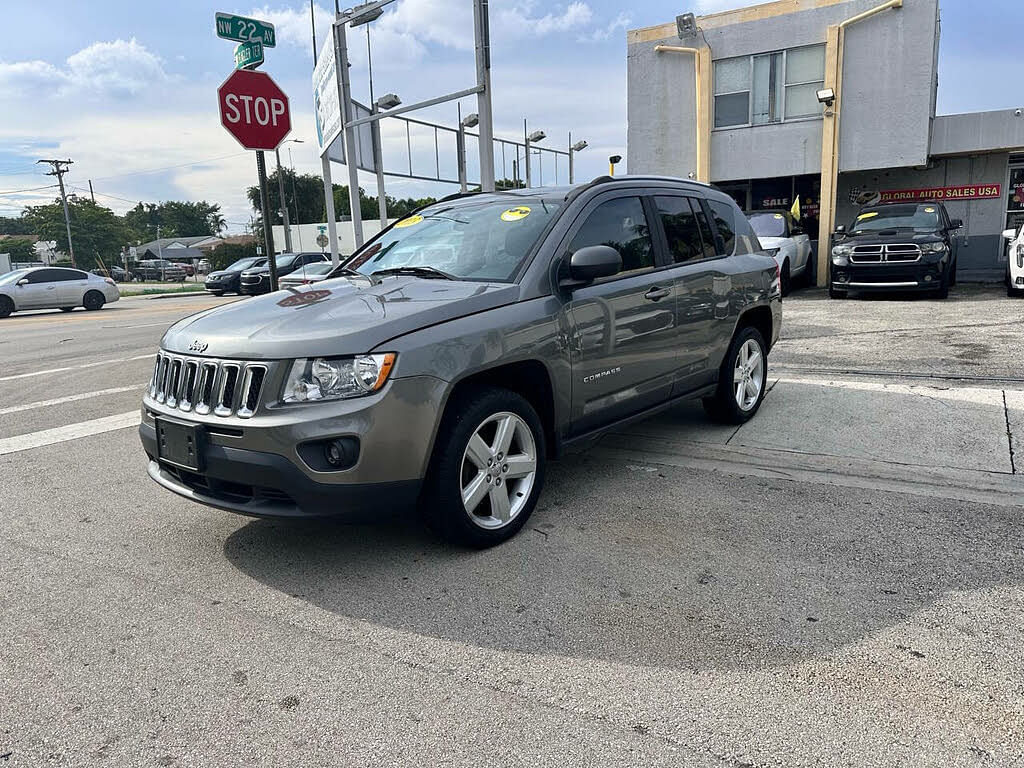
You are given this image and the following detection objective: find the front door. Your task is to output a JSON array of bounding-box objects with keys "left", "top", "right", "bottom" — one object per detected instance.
[
  {"left": 564, "top": 194, "right": 678, "bottom": 434},
  {"left": 17, "top": 269, "right": 59, "bottom": 309}
]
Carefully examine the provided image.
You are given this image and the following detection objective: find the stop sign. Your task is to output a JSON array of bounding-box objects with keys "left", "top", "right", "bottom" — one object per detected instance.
[{"left": 218, "top": 69, "right": 291, "bottom": 151}]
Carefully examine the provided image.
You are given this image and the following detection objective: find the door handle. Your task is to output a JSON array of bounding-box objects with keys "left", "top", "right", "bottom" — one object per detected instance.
[{"left": 644, "top": 286, "right": 671, "bottom": 301}]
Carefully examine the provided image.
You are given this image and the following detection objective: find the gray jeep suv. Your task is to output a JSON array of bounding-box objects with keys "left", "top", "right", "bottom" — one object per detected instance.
[{"left": 140, "top": 176, "right": 781, "bottom": 546}]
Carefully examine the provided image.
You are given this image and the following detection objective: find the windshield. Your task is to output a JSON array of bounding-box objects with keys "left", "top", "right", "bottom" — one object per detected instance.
[
  {"left": 225, "top": 257, "right": 263, "bottom": 272},
  {"left": 292, "top": 261, "right": 333, "bottom": 276},
  {"left": 345, "top": 197, "right": 562, "bottom": 282},
  {"left": 0, "top": 269, "right": 28, "bottom": 285},
  {"left": 747, "top": 212, "right": 789, "bottom": 238},
  {"left": 851, "top": 204, "right": 941, "bottom": 233}
]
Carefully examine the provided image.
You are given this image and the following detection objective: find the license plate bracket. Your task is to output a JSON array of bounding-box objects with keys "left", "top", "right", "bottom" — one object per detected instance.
[{"left": 156, "top": 418, "right": 204, "bottom": 472}]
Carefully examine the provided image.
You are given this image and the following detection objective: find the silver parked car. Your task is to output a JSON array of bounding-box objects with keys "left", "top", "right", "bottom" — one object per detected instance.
[{"left": 0, "top": 267, "right": 121, "bottom": 317}]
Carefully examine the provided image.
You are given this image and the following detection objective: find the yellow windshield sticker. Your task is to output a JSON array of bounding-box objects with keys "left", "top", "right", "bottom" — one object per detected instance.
[
  {"left": 857, "top": 211, "right": 879, "bottom": 221},
  {"left": 773, "top": 213, "right": 784, "bottom": 219},
  {"left": 501, "top": 206, "right": 531, "bottom": 222},
  {"left": 924, "top": 206, "right": 936, "bottom": 213},
  {"left": 395, "top": 214, "right": 423, "bottom": 228}
]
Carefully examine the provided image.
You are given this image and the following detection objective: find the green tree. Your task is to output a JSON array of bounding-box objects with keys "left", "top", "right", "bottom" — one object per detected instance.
[
  {"left": 23, "top": 196, "right": 130, "bottom": 271},
  {"left": 207, "top": 241, "right": 260, "bottom": 271},
  {"left": 0, "top": 237, "right": 36, "bottom": 261},
  {"left": 247, "top": 169, "right": 329, "bottom": 225},
  {"left": 0, "top": 215, "right": 33, "bottom": 235},
  {"left": 495, "top": 177, "right": 526, "bottom": 191},
  {"left": 125, "top": 200, "right": 225, "bottom": 241}
]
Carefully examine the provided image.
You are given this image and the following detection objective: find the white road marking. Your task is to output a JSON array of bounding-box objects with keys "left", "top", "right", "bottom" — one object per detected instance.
[
  {"left": 0, "top": 385, "right": 143, "bottom": 416},
  {"left": 0, "top": 353, "right": 155, "bottom": 382},
  {"left": 0, "top": 411, "right": 141, "bottom": 456}
]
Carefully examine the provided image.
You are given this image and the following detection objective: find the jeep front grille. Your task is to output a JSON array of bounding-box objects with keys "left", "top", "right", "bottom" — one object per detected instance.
[
  {"left": 850, "top": 244, "right": 922, "bottom": 263},
  {"left": 149, "top": 352, "right": 268, "bottom": 419}
]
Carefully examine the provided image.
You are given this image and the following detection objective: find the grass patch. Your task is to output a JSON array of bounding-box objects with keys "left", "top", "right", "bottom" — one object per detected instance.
[{"left": 121, "top": 284, "right": 208, "bottom": 297}]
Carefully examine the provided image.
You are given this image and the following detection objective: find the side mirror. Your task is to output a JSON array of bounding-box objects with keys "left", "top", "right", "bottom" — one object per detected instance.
[
  {"left": 833, "top": 224, "right": 846, "bottom": 235},
  {"left": 1002, "top": 228, "right": 1017, "bottom": 241},
  {"left": 560, "top": 245, "right": 621, "bottom": 289},
  {"left": 791, "top": 226, "right": 804, "bottom": 236},
  {"left": 948, "top": 218, "right": 963, "bottom": 230},
  {"left": 16, "top": 278, "right": 28, "bottom": 286}
]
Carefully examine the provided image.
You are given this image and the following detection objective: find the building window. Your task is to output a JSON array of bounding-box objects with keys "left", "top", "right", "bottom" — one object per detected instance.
[{"left": 713, "top": 44, "right": 826, "bottom": 128}]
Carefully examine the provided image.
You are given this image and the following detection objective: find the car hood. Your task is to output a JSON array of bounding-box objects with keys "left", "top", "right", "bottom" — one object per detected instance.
[
  {"left": 757, "top": 236, "right": 794, "bottom": 250},
  {"left": 206, "top": 270, "right": 240, "bottom": 279},
  {"left": 240, "top": 266, "right": 271, "bottom": 276},
  {"left": 161, "top": 275, "right": 519, "bottom": 359},
  {"left": 840, "top": 230, "right": 944, "bottom": 246}
]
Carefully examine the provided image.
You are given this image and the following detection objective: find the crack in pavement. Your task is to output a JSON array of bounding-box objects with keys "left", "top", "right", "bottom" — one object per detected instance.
[{"left": 1003, "top": 391, "right": 1017, "bottom": 475}]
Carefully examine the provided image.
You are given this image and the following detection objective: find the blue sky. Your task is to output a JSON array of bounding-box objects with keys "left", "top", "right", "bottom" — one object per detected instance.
[{"left": 0, "top": 0, "right": 1018, "bottom": 232}]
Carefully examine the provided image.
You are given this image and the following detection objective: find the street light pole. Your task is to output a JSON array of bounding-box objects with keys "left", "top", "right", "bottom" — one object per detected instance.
[
  {"left": 333, "top": 10, "right": 364, "bottom": 249},
  {"left": 274, "top": 148, "right": 293, "bottom": 252},
  {"left": 524, "top": 119, "right": 531, "bottom": 188},
  {"left": 288, "top": 146, "right": 303, "bottom": 250}
]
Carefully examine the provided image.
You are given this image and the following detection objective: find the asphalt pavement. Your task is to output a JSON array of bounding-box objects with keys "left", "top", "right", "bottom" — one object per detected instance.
[{"left": 0, "top": 287, "right": 1022, "bottom": 767}]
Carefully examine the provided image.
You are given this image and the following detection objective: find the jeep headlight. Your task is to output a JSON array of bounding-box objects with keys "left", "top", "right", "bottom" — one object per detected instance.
[
  {"left": 920, "top": 242, "right": 947, "bottom": 253},
  {"left": 831, "top": 244, "right": 853, "bottom": 266},
  {"left": 282, "top": 353, "right": 396, "bottom": 403}
]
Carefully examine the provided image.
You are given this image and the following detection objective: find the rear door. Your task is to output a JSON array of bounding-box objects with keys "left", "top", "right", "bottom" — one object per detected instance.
[
  {"left": 651, "top": 194, "right": 729, "bottom": 394},
  {"left": 56, "top": 268, "right": 90, "bottom": 305},
  {"left": 17, "top": 269, "right": 59, "bottom": 309},
  {"left": 563, "top": 192, "right": 679, "bottom": 433}
]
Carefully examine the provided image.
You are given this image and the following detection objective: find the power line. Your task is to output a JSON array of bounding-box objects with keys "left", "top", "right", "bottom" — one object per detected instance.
[
  {"left": 0, "top": 183, "right": 59, "bottom": 196},
  {"left": 87, "top": 152, "right": 251, "bottom": 182}
]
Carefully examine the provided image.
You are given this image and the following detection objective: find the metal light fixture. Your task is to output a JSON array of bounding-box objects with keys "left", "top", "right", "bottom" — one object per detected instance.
[
  {"left": 374, "top": 93, "right": 402, "bottom": 110},
  {"left": 528, "top": 130, "right": 547, "bottom": 143},
  {"left": 571, "top": 140, "right": 589, "bottom": 152},
  {"left": 608, "top": 154, "right": 622, "bottom": 177},
  {"left": 348, "top": 2, "right": 384, "bottom": 26},
  {"left": 461, "top": 112, "right": 480, "bottom": 128},
  {"left": 816, "top": 88, "right": 836, "bottom": 106},
  {"left": 676, "top": 12, "right": 698, "bottom": 38}
]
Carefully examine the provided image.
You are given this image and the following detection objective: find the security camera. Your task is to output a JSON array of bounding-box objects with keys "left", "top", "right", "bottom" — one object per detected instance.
[
  {"left": 676, "top": 13, "right": 698, "bottom": 38},
  {"left": 1016, "top": 108, "right": 1023, "bottom": 117}
]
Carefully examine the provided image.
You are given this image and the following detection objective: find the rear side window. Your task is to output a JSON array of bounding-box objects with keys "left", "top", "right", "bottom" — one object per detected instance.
[
  {"left": 707, "top": 199, "right": 737, "bottom": 255},
  {"left": 655, "top": 196, "right": 717, "bottom": 263},
  {"left": 52, "top": 268, "right": 87, "bottom": 282},
  {"left": 569, "top": 196, "right": 654, "bottom": 275}
]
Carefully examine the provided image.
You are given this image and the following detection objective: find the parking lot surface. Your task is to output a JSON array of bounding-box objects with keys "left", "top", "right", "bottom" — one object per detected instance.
[{"left": 1, "top": 288, "right": 1021, "bottom": 766}]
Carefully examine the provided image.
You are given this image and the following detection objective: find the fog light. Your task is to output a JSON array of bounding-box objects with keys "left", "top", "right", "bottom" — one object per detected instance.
[
  {"left": 325, "top": 439, "right": 357, "bottom": 468},
  {"left": 924, "top": 275, "right": 933, "bottom": 282}
]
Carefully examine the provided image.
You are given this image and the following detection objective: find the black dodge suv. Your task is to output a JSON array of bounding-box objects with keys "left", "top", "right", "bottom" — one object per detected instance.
[
  {"left": 240, "top": 252, "right": 328, "bottom": 295},
  {"left": 829, "top": 200, "right": 961, "bottom": 299}
]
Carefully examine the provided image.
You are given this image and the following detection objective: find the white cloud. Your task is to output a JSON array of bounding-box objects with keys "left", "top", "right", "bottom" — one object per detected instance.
[
  {"left": 65, "top": 39, "right": 168, "bottom": 97},
  {"left": 0, "top": 39, "right": 167, "bottom": 100},
  {"left": 578, "top": 11, "right": 631, "bottom": 43},
  {"left": 248, "top": 4, "right": 333, "bottom": 50}
]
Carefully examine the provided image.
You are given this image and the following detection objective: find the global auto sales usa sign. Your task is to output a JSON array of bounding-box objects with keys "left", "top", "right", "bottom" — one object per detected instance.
[{"left": 878, "top": 184, "right": 1002, "bottom": 203}]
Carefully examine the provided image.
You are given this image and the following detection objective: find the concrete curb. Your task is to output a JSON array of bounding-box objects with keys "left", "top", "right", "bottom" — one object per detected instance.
[{"left": 120, "top": 291, "right": 213, "bottom": 301}]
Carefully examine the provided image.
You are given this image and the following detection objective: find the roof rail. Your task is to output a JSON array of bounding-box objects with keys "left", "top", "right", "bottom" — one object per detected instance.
[
  {"left": 564, "top": 174, "right": 716, "bottom": 205},
  {"left": 564, "top": 175, "right": 614, "bottom": 204}
]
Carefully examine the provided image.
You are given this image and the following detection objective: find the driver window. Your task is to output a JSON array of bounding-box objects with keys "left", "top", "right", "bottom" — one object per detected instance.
[{"left": 569, "top": 196, "right": 654, "bottom": 275}]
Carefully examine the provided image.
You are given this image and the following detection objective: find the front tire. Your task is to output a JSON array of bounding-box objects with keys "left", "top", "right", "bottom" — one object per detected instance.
[
  {"left": 422, "top": 388, "right": 546, "bottom": 548},
  {"left": 829, "top": 285, "right": 847, "bottom": 299},
  {"left": 0, "top": 296, "right": 13, "bottom": 318},
  {"left": 780, "top": 262, "right": 791, "bottom": 297},
  {"left": 83, "top": 291, "right": 105, "bottom": 311},
  {"left": 703, "top": 326, "right": 768, "bottom": 425}
]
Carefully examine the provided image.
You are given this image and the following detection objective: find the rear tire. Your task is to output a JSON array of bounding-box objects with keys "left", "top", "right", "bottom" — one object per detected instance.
[
  {"left": 210, "top": 291, "right": 224, "bottom": 297},
  {"left": 703, "top": 326, "right": 768, "bottom": 425},
  {"left": 422, "top": 387, "right": 546, "bottom": 548},
  {"left": 83, "top": 291, "right": 105, "bottom": 311},
  {"left": 0, "top": 296, "right": 13, "bottom": 318}
]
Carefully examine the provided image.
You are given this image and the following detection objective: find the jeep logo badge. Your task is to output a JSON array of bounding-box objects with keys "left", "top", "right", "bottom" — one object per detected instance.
[{"left": 188, "top": 339, "right": 209, "bottom": 353}]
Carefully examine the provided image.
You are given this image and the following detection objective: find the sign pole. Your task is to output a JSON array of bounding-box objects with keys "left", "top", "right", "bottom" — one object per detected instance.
[
  {"left": 256, "top": 151, "right": 279, "bottom": 291},
  {"left": 332, "top": 17, "right": 364, "bottom": 249}
]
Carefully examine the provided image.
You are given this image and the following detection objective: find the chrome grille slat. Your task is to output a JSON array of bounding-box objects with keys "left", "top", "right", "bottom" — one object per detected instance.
[
  {"left": 148, "top": 355, "right": 268, "bottom": 419},
  {"left": 850, "top": 243, "right": 922, "bottom": 264}
]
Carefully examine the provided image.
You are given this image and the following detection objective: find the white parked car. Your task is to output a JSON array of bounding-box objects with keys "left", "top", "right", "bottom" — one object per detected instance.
[
  {"left": 0, "top": 266, "right": 120, "bottom": 318},
  {"left": 747, "top": 210, "right": 813, "bottom": 295},
  {"left": 278, "top": 261, "right": 336, "bottom": 289},
  {"left": 1003, "top": 225, "right": 1023, "bottom": 297}
]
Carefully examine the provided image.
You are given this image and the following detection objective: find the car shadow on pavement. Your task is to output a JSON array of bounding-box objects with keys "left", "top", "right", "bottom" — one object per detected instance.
[{"left": 222, "top": 437, "right": 1023, "bottom": 672}]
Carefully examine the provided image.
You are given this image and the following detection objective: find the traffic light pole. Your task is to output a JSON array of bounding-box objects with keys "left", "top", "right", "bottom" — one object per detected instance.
[{"left": 256, "top": 151, "right": 279, "bottom": 291}]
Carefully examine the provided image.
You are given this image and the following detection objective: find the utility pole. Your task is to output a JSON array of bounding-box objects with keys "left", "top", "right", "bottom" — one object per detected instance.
[
  {"left": 88, "top": 180, "right": 96, "bottom": 203},
  {"left": 473, "top": 0, "right": 495, "bottom": 192},
  {"left": 274, "top": 148, "right": 294, "bottom": 252},
  {"left": 37, "top": 159, "right": 76, "bottom": 268}
]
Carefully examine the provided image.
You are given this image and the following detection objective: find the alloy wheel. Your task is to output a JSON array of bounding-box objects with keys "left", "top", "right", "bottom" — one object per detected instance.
[
  {"left": 459, "top": 411, "right": 537, "bottom": 529},
  {"left": 733, "top": 338, "right": 764, "bottom": 411}
]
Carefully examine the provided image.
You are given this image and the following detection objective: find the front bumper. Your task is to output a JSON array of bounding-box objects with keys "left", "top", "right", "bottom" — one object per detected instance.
[
  {"left": 141, "top": 422, "right": 420, "bottom": 518},
  {"left": 831, "top": 258, "right": 948, "bottom": 292},
  {"left": 239, "top": 275, "right": 270, "bottom": 294},
  {"left": 139, "top": 373, "right": 447, "bottom": 518}
]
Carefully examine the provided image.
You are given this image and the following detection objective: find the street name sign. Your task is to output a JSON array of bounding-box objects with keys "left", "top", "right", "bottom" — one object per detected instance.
[
  {"left": 218, "top": 69, "right": 291, "bottom": 151},
  {"left": 215, "top": 13, "right": 276, "bottom": 47},
  {"left": 234, "top": 40, "right": 264, "bottom": 70}
]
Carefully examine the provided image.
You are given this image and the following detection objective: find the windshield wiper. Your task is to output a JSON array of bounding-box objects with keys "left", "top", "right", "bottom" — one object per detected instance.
[{"left": 372, "top": 266, "right": 455, "bottom": 280}]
